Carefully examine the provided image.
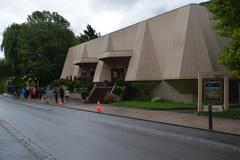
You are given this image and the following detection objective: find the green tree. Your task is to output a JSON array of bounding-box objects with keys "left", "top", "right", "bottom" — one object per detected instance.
[
  {"left": 0, "top": 80, "right": 6, "bottom": 93},
  {"left": 1, "top": 11, "right": 78, "bottom": 86},
  {"left": 1, "top": 23, "right": 22, "bottom": 76},
  {"left": 0, "top": 59, "right": 11, "bottom": 80},
  {"left": 208, "top": 0, "right": 240, "bottom": 75},
  {"left": 78, "top": 24, "right": 101, "bottom": 43}
]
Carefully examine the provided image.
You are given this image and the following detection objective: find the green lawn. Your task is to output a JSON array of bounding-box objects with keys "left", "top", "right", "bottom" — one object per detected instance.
[
  {"left": 111, "top": 100, "right": 196, "bottom": 110},
  {"left": 198, "top": 108, "right": 240, "bottom": 119}
]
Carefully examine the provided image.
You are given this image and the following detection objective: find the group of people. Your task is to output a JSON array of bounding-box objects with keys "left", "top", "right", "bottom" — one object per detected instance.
[
  {"left": 13, "top": 86, "right": 70, "bottom": 104},
  {"left": 14, "top": 87, "right": 39, "bottom": 99},
  {"left": 65, "top": 75, "right": 80, "bottom": 81},
  {"left": 65, "top": 70, "right": 94, "bottom": 81}
]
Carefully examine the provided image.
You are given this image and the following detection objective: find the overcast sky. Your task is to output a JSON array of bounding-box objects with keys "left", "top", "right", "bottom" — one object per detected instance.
[{"left": 0, "top": 0, "right": 209, "bottom": 58}]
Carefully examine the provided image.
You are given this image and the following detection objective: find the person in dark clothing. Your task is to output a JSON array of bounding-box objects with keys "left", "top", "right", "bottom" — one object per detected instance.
[
  {"left": 59, "top": 87, "right": 65, "bottom": 103},
  {"left": 74, "top": 76, "right": 77, "bottom": 81},
  {"left": 53, "top": 88, "right": 58, "bottom": 103},
  {"left": 39, "top": 87, "right": 44, "bottom": 99}
]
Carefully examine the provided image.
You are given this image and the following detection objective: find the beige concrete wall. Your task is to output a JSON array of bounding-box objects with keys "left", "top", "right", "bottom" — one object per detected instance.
[
  {"left": 148, "top": 6, "right": 188, "bottom": 79},
  {"left": 180, "top": 5, "right": 215, "bottom": 78},
  {"left": 61, "top": 47, "right": 81, "bottom": 79},
  {"left": 109, "top": 25, "right": 137, "bottom": 51},
  {"left": 152, "top": 80, "right": 197, "bottom": 103},
  {"left": 61, "top": 4, "right": 229, "bottom": 83}
]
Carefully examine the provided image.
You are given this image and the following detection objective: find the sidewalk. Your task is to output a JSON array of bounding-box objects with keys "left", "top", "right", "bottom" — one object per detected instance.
[
  {"left": 65, "top": 101, "right": 240, "bottom": 136},
  {"left": 11, "top": 96, "right": 240, "bottom": 136}
]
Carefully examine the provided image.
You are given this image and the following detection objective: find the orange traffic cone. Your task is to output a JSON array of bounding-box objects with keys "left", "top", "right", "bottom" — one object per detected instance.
[
  {"left": 58, "top": 98, "right": 63, "bottom": 107},
  {"left": 40, "top": 96, "right": 44, "bottom": 103},
  {"left": 96, "top": 99, "right": 102, "bottom": 113}
]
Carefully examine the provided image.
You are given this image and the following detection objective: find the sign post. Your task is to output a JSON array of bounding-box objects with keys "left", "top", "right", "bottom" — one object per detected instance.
[{"left": 208, "top": 104, "right": 213, "bottom": 130}]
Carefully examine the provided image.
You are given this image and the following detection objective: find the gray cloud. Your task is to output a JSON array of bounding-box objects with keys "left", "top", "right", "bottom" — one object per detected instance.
[{"left": 93, "top": 0, "right": 139, "bottom": 10}]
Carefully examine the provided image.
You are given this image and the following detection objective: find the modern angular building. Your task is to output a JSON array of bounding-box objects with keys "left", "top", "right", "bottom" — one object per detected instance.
[{"left": 61, "top": 4, "right": 239, "bottom": 107}]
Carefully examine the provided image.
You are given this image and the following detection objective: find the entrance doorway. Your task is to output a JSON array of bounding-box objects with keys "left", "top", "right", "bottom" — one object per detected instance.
[{"left": 111, "top": 68, "right": 125, "bottom": 82}]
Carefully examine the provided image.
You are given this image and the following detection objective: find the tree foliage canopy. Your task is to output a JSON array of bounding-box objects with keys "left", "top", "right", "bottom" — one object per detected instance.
[
  {"left": 1, "top": 23, "right": 21, "bottom": 76},
  {"left": 78, "top": 24, "right": 100, "bottom": 43},
  {"left": 1, "top": 11, "right": 77, "bottom": 86},
  {"left": 0, "top": 59, "right": 11, "bottom": 80},
  {"left": 27, "top": 11, "right": 70, "bottom": 29},
  {"left": 208, "top": 0, "right": 240, "bottom": 75},
  {"left": 1, "top": 10, "right": 100, "bottom": 86}
]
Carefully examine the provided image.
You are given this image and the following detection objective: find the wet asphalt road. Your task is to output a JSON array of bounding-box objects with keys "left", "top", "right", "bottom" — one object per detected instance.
[
  {"left": 0, "top": 97, "right": 240, "bottom": 160},
  {"left": 0, "top": 124, "right": 37, "bottom": 160}
]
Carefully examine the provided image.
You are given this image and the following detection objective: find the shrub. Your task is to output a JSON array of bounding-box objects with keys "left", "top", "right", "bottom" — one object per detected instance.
[
  {"left": 12, "top": 78, "right": 28, "bottom": 88},
  {"left": 115, "top": 79, "right": 126, "bottom": 86},
  {"left": 81, "top": 89, "right": 90, "bottom": 100},
  {"left": 112, "top": 85, "right": 126, "bottom": 97},
  {"left": 132, "top": 81, "right": 159, "bottom": 100},
  {"left": 52, "top": 79, "right": 67, "bottom": 87},
  {"left": 78, "top": 77, "right": 94, "bottom": 99},
  {"left": 122, "top": 84, "right": 141, "bottom": 100},
  {"left": 0, "top": 81, "right": 6, "bottom": 94},
  {"left": 67, "top": 81, "right": 76, "bottom": 92},
  {"left": 103, "top": 92, "right": 115, "bottom": 103},
  {"left": 121, "top": 81, "right": 159, "bottom": 101},
  {"left": 112, "top": 79, "right": 127, "bottom": 98}
]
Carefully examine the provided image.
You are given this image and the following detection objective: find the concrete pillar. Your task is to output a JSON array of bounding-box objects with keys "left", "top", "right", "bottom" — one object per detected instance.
[
  {"left": 198, "top": 73, "right": 202, "bottom": 112},
  {"left": 224, "top": 75, "right": 229, "bottom": 111},
  {"left": 73, "top": 65, "right": 79, "bottom": 77}
]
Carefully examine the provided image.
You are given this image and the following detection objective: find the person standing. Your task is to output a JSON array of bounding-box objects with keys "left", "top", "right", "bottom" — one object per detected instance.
[
  {"left": 45, "top": 87, "right": 50, "bottom": 103},
  {"left": 53, "top": 88, "right": 58, "bottom": 104},
  {"left": 59, "top": 87, "right": 65, "bottom": 103},
  {"left": 29, "top": 87, "right": 33, "bottom": 99},
  {"left": 39, "top": 87, "right": 44, "bottom": 100},
  {"left": 32, "top": 87, "right": 36, "bottom": 98}
]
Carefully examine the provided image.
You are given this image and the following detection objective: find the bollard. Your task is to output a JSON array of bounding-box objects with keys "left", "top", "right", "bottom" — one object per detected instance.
[{"left": 208, "top": 104, "right": 213, "bottom": 130}]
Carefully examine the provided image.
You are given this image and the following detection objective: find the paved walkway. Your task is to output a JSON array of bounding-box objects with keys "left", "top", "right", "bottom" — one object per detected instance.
[
  {"left": 4, "top": 95, "right": 240, "bottom": 136},
  {"left": 65, "top": 101, "right": 240, "bottom": 136}
]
